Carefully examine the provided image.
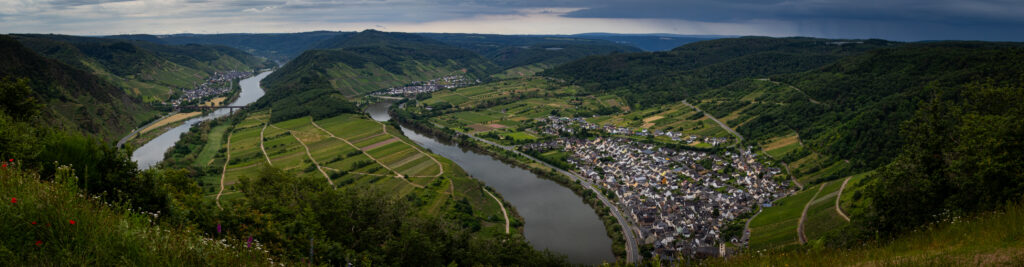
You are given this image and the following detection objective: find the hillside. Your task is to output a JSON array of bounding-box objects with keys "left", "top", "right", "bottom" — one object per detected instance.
[
  {"left": 13, "top": 34, "right": 271, "bottom": 103},
  {"left": 570, "top": 33, "right": 718, "bottom": 51},
  {"left": 261, "top": 30, "right": 498, "bottom": 99},
  {"left": 108, "top": 31, "right": 351, "bottom": 63},
  {"left": 421, "top": 33, "right": 641, "bottom": 74},
  {"left": 542, "top": 37, "right": 897, "bottom": 107},
  {"left": 0, "top": 35, "right": 158, "bottom": 141}
]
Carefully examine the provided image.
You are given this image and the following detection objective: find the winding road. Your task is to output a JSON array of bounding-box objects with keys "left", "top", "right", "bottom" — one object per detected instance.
[
  {"left": 215, "top": 131, "right": 232, "bottom": 210},
  {"left": 484, "top": 188, "right": 511, "bottom": 234},
  {"left": 682, "top": 100, "right": 743, "bottom": 146},
  {"left": 836, "top": 176, "right": 853, "bottom": 222},
  {"left": 798, "top": 183, "right": 827, "bottom": 244},
  {"left": 443, "top": 125, "right": 641, "bottom": 263}
]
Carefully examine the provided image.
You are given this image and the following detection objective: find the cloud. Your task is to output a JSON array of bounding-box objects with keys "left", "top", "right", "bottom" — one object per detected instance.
[{"left": 0, "top": 0, "right": 1021, "bottom": 41}]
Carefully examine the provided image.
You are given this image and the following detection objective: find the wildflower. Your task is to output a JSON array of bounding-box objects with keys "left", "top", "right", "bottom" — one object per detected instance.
[
  {"left": 217, "top": 223, "right": 221, "bottom": 234},
  {"left": 31, "top": 221, "right": 36, "bottom": 225},
  {"left": 247, "top": 236, "right": 253, "bottom": 248},
  {"left": 2, "top": 163, "right": 6, "bottom": 168},
  {"left": 7, "top": 159, "right": 12, "bottom": 162},
  {"left": 34, "top": 240, "right": 42, "bottom": 246},
  {"left": 10, "top": 197, "right": 15, "bottom": 204},
  {"left": 69, "top": 220, "right": 76, "bottom": 225}
]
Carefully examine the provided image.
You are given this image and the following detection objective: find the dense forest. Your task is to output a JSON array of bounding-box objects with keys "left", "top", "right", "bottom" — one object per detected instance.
[
  {"left": 13, "top": 34, "right": 273, "bottom": 103},
  {"left": 420, "top": 33, "right": 641, "bottom": 69},
  {"left": 0, "top": 35, "right": 155, "bottom": 141}
]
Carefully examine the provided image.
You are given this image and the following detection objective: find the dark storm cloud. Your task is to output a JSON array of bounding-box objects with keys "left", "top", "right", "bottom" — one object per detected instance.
[
  {"left": 557, "top": 0, "right": 1024, "bottom": 40},
  {"left": 3, "top": 0, "right": 1023, "bottom": 41}
]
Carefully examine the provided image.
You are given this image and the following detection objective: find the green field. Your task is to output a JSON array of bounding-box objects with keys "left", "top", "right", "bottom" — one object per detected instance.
[
  {"left": 748, "top": 186, "right": 820, "bottom": 251},
  {"left": 803, "top": 181, "right": 849, "bottom": 241},
  {"left": 194, "top": 110, "right": 512, "bottom": 238},
  {"left": 194, "top": 124, "right": 229, "bottom": 168}
]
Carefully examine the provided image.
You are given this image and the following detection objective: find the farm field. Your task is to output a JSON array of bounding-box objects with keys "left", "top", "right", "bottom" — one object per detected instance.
[
  {"left": 585, "top": 101, "right": 733, "bottom": 138},
  {"left": 198, "top": 110, "right": 509, "bottom": 236},
  {"left": 803, "top": 180, "right": 849, "bottom": 241},
  {"left": 748, "top": 186, "right": 820, "bottom": 251}
]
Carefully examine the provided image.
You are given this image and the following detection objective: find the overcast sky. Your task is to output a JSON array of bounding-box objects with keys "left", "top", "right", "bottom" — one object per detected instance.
[{"left": 2, "top": 0, "right": 1023, "bottom": 41}]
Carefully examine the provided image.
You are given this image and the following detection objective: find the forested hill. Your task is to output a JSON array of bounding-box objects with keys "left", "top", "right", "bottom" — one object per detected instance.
[
  {"left": 542, "top": 37, "right": 897, "bottom": 107},
  {"left": 0, "top": 35, "right": 156, "bottom": 141},
  {"left": 743, "top": 42, "right": 1024, "bottom": 169},
  {"left": 542, "top": 36, "right": 1024, "bottom": 173},
  {"left": 13, "top": 34, "right": 272, "bottom": 103},
  {"left": 420, "top": 33, "right": 641, "bottom": 69},
  {"left": 260, "top": 30, "right": 496, "bottom": 98},
  {"left": 107, "top": 31, "right": 351, "bottom": 63}
]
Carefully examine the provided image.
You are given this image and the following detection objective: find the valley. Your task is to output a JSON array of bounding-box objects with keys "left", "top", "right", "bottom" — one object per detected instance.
[{"left": 3, "top": 25, "right": 1023, "bottom": 266}]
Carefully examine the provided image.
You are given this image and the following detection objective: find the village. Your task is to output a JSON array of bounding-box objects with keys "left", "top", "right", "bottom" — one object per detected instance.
[
  {"left": 371, "top": 75, "right": 478, "bottom": 96},
  {"left": 522, "top": 135, "right": 788, "bottom": 257},
  {"left": 171, "top": 70, "right": 253, "bottom": 106},
  {"left": 537, "top": 116, "right": 731, "bottom": 147}
]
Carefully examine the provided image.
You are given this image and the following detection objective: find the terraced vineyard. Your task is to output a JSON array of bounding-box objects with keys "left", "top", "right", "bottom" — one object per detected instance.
[{"left": 201, "top": 110, "right": 510, "bottom": 236}]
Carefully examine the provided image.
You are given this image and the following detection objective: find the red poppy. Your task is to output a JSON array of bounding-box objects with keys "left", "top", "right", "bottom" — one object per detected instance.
[
  {"left": 69, "top": 220, "right": 76, "bottom": 225},
  {"left": 34, "top": 240, "right": 42, "bottom": 246},
  {"left": 2, "top": 163, "right": 6, "bottom": 168},
  {"left": 31, "top": 221, "right": 36, "bottom": 225},
  {"left": 7, "top": 159, "right": 12, "bottom": 162},
  {"left": 9, "top": 197, "right": 15, "bottom": 204}
]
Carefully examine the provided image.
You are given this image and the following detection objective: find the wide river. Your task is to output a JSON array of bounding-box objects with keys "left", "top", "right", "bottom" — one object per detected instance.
[
  {"left": 131, "top": 73, "right": 615, "bottom": 264},
  {"left": 366, "top": 102, "right": 615, "bottom": 264},
  {"left": 132, "top": 71, "right": 272, "bottom": 170}
]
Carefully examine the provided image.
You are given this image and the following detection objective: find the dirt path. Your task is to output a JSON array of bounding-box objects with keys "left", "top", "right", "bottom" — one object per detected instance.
[
  {"left": 799, "top": 183, "right": 827, "bottom": 244},
  {"left": 309, "top": 121, "right": 422, "bottom": 188},
  {"left": 290, "top": 132, "right": 334, "bottom": 186},
  {"left": 836, "top": 176, "right": 853, "bottom": 222},
  {"left": 762, "top": 79, "right": 825, "bottom": 106},
  {"left": 260, "top": 109, "right": 273, "bottom": 166},
  {"left": 216, "top": 131, "right": 232, "bottom": 210},
  {"left": 741, "top": 206, "right": 763, "bottom": 245},
  {"left": 785, "top": 163, "right": 804, "bottom": 190},
  {"left": 484, "top": 188, "right": 510, "bottom": 234},
  {"left": 682, "top": 100, "right": 743, "bottom": 147}
]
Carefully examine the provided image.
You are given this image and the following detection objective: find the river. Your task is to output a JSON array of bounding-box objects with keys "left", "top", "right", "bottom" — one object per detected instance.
[
  {"left": 365, "top": 101, "right": 616, "bottom": 264},
  {"left": 131, "top": 71, "right": 272, "bottom": 170}
]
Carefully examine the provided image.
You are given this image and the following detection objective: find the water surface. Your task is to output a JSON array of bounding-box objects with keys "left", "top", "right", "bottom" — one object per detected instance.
[
  {"left": 132, "top": 71, "right": 271, "bottom": 169},
  {"left": 366, "top": 101, "right": 615, "bottom": 264}
]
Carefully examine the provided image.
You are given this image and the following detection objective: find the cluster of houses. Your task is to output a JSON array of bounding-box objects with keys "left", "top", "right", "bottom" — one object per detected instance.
[
  {"left": 537, "top": 116, "right": 731, "bottom": 146},
  {"left": 172, "top": 70, "right": 253, "bottom": 106},
  {"left": 522, "top": 137, "right": 788, "bottom": 257},
  {"left": 371, "top": 75, "right": 479, "bottom": 96}
]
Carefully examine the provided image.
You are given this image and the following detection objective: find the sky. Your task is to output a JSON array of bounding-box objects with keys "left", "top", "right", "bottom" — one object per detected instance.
[{"left": 2, "top": 0, "right": 1023, "bottom": 41}]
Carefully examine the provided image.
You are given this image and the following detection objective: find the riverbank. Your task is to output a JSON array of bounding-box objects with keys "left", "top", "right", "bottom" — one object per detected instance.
[{"left": 390, "top": 105, "right": 630, "bottom": 261}]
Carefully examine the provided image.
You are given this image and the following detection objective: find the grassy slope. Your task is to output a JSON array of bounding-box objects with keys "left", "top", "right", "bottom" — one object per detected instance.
[
  {"left": 206, "top": 111, "right": 511, "bottom": 238},
  {"left": 0, "top": 165, "right": 274, "bottom": 265},
  {"left": 715, "top": 202, "right": 1024, "bottom": 266},
  {"left": 747, "top": 187, "right": 819, "bottom": 251}
]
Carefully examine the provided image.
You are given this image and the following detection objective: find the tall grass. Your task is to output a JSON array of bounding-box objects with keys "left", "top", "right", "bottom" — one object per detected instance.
[
  {"left": 0, "top": 163, "right": 275, "bottom": 265},
  {"left": 712, "top": 201, "right": 1024, "bottom": 266}
]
